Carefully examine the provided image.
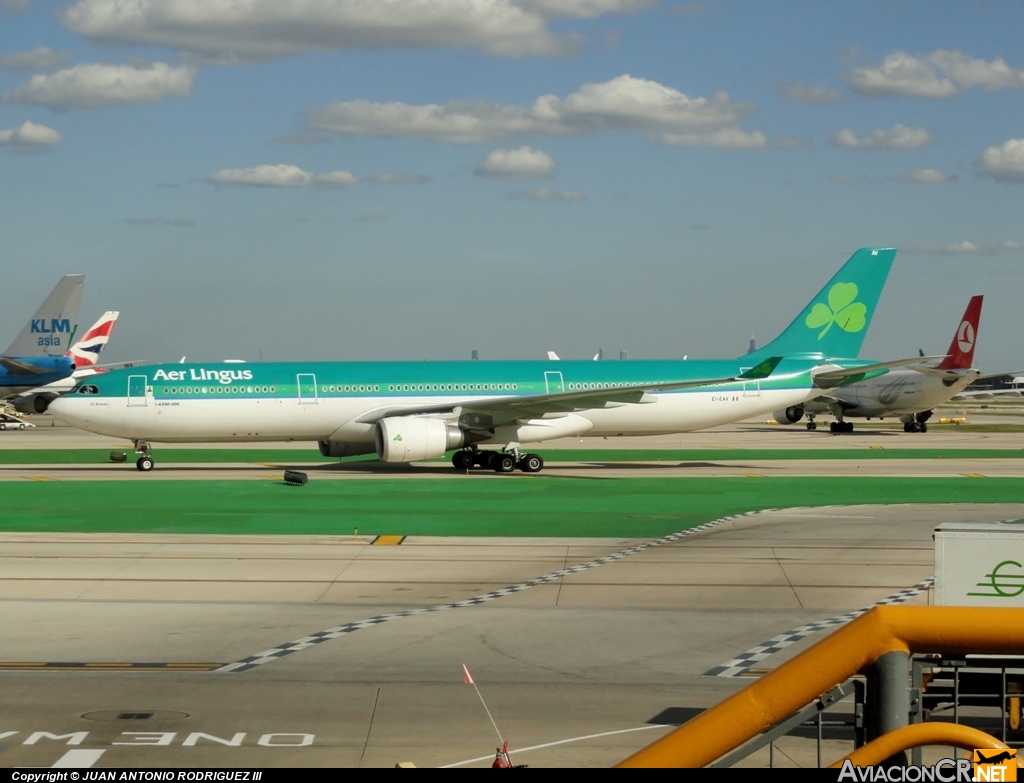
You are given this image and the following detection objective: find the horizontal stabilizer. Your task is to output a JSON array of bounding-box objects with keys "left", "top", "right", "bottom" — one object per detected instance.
[
  {"left": 813, "top": 355, "right": 946, "bottom": 388},
  {"left": 0, "top": 357, "right": 53, "bottom": 376}
]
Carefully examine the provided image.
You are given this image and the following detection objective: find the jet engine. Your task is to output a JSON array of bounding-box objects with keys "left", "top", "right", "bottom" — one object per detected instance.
[
  {"left": 375, "top": 417, "right": 469, "bottom": 463},
  {"left": 318, "top": 441, "right": 375, "bottom": 458},
  {"left": 773, "top": 406, "right": 804, "bottom": 425},
  {"left": 12, "top": 393, "right": 54, "bottom": 415}
]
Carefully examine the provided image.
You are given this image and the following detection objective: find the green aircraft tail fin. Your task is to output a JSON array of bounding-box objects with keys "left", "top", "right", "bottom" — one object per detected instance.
[{"left": 744, "top": 247, "right": 896, "bottom": 362}]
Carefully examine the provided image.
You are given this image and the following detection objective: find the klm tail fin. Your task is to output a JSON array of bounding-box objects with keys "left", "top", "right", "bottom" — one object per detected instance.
[
  {"left": 4, "top": 274, "right": 85, "bottom": 358},
  {"left": 744, "top": 248, "right": 895, "bottom": 362}
]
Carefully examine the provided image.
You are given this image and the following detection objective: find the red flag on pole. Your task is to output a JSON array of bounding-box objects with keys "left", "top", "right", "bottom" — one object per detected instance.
[{"left": 462, "top": 663, "right": 474, "bottom": 685}]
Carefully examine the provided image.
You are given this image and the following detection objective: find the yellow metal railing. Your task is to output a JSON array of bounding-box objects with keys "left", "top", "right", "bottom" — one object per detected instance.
[
  {"left": 617, "top": 606, "right": 1024, "bottom": 768},
  {"left": 830, "top": 723, "right": 1014, "bottom": 768}
]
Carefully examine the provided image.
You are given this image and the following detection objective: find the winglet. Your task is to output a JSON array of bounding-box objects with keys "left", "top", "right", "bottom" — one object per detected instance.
[{"left": 739, "top": 356, "right": 782, "bottom": 380}]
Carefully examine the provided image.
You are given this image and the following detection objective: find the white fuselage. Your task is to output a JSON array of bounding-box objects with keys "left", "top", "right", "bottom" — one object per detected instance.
[{"left": 806, "top": 367, "right": 979, "bottom": 419}]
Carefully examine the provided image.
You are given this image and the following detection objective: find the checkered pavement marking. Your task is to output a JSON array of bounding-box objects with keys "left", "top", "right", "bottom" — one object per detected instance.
[
  {"left": 217, "top": 509, "right": 777, "bottom": 673},
  {"left": 702, "top": 577, "right": 935, "bottom": 678}
]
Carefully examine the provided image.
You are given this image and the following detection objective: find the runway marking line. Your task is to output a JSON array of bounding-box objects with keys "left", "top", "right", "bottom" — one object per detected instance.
[
  {"left": 743, "top": 473, "right": 764, "bottom": 478},
  {"left": 704, "top": 576, "right": 934, "bottom": 678},
  {"left": 870, "top": 446, "right": 884, "bottom": 450},
  {"left": 0, "top": 662, "right": 223, "bottom": 671},
  {"left": 26, "top": 476, "right": 57, "bottom": 482},
  {"left": 216, "top": 509, "right": 772, "bottom": 673},
  {"left": 962, "top": 472, "right": 986, "bottom": 478},
  {"left": 371, "top": 535, "right": 406, "bottom": 546}
]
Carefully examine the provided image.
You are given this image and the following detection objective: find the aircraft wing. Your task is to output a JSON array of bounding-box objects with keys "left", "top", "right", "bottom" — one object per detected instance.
[
  {"left": 0, "top": 357, "right": 53, "bottom": 376},
  {"left": 812, "top": 356, "right": 946, "bottom": 388},
  {"left": 354, "top": 357, "right": 783, "bottom": 426}
]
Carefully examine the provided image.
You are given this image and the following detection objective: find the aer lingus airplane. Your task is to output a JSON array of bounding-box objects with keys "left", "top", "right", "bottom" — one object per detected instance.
[{"left": 51, "top": 248, "right": 906, "bottom": 473}]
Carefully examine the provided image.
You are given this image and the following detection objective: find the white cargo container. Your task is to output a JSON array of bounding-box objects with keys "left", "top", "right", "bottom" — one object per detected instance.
[{"left": 934, "top": 522, "right": 1024, "bottom": 606}]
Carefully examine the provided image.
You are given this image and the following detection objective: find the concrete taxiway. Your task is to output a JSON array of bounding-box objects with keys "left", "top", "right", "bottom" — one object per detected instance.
[{"left": 1, "top": 503, "right": 1020, "bottom": 768}]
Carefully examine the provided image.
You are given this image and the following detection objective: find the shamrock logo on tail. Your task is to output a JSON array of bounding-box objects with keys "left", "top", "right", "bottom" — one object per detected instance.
[{"left": 805, "top": 282, "right": 867, "bottom": 340}]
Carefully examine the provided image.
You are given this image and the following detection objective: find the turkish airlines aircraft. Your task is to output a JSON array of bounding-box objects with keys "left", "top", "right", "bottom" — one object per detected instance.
[{"left": 775, "top": 296, "right": 983, "bottom": 433}]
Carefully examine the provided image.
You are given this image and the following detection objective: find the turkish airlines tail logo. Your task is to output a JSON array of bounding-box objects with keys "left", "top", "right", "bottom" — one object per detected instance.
[
  {"left": 938, "top": 296, "right": 982, "bottom": 370},
  {"left": 66, "top": 311, "right": 119, "bottom": 368}
]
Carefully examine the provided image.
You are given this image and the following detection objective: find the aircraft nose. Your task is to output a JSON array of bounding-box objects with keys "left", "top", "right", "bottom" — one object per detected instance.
[{"left": 48, "top": 396, "right": 83, "bottom": 426}]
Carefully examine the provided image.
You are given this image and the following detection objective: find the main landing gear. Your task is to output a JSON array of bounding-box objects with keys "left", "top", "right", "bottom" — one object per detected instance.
[
  {"left": 829, "top": 420, "right": 854, "bottom": 433},
  {"left": 902, "top": 412, "right": 931, "bottom": 433},
  {"left": 134, "top": 440, "right": 155, "bottom": 471},
  {"left": 452, "top": 449, "right": 544, "bottom": 474}
]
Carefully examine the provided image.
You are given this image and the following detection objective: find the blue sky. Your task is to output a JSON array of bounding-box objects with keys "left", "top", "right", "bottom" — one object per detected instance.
[{"left": 1, "top": 0, "right": 1022, "bottom": 371}]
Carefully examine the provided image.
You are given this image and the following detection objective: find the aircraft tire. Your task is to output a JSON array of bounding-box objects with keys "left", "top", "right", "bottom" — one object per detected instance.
[
  {"left": 520, "top": 453, "right": 544, "bottom": 473},
  {"left": 844, "top": 422, "right": 854, "bottom": 433},
  {"left": 136, "top": 456, "right": 154, "bottom": 472},
  {"left": 920, "top": 422, "right": 928, "bottom": 433},
  {"left": 903, "top": 423, "right": 911, "bottom": 432},
  {"left": 909, "top": 422, "right": 921, "bottom": 433},
  {"left": 494, "top": 454, "right": 516, "bottom": 473},
  {"left": 452, "top": 451, "right": 475, "bottom": 470}
]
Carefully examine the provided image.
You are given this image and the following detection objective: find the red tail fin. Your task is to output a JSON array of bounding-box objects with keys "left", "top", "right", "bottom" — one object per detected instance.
[{"left": 937, "top": 295, "right": 983, "bottom": 370}]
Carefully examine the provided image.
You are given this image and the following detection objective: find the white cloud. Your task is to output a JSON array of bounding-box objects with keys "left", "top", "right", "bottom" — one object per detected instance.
[
  {"left": 977, "top": 138, "right": 1024, "bottom": 182},
  {"left": 0, "top": 120, "right": 62, "bottom": 145},
  {"left": 369, "top": 173, "right": 431, "bottom": 185},
  {"left": 59, "top": 0, "right": 654, "bottom": 62},
  {"left": 0, "top": 47, "right": 72, "bottom": 71},
  {"left": 207, "top": 164, "right": 358, "bottom": 188},
  {"left": 0, "top": 0, "right": 29, "bottom": 12},
  {"left": 904, "top": 241, "right": 1024, "bottom": 256},
  {"left": 1, "top": 62, "right": 196, "bottom": 110},
  {"left": 851, "top": 50, "right": 1024, "bottom": 98},
  {"left": 307, "top": 74, "right": 763, "bottom": 147},
  {"left": 829, "top": 124, "right": 932, "bottom": 150},
  {"left": 775, "top": 83, "right": 844, "bottom": 104},
  {"left": 518, "top": 0, "right": 654, "bottom": 18},
  {"left": 505, "top": 187, "right": 585, "bottom": 201},
  {"left": 475, "top": 147, "right": 554, "bottom": 179},
  {"left": 901, "top": 168, "right": 956, "bottom": 184}
]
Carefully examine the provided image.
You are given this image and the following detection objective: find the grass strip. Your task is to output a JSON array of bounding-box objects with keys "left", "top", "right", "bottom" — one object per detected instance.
[{"left": 2, "top": 476, "right": 1023, "bottom": 538}]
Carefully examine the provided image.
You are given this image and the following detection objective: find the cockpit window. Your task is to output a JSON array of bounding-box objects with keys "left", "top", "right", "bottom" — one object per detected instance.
[{"left": 76, "top": 385, "right": 99, "bottom": 395}]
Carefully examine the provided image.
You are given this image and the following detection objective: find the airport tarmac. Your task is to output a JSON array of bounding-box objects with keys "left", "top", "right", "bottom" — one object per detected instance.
[{"left": 1, "top": 503, "right": 1020, "bottom": 768}]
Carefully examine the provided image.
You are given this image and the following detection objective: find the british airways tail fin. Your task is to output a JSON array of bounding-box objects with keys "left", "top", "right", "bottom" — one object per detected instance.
[
  {"left": 936, "top": 295, "right": 982, "bottom": 370},
  {"left": 4, "top": 274, "right": 85, "bottom": 358},
  {"left": 744, "top": 248, "right": 895, "bottom": 362},
  {"left": 66, "top": 310, "right": 119, "bottom": 368}
]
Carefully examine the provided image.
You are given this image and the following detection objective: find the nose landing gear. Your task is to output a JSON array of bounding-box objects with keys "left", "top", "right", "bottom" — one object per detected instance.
[{"left": 133, "top": 440, "right": 155, "bottom": 471}]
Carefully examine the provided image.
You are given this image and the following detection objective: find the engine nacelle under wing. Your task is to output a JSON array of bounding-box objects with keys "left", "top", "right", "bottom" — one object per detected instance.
[
  {"left": 375, "top": 417, "right": 468, "bottom": 463},
  {"left": 773, "top": 406, "right": 804, "bottom": 425},
  {"left": 318, "top": 441, "right": 376, "bottom": 458},
  {"left": 12, "top": 393, "right": 54, "bottom": 415}
]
